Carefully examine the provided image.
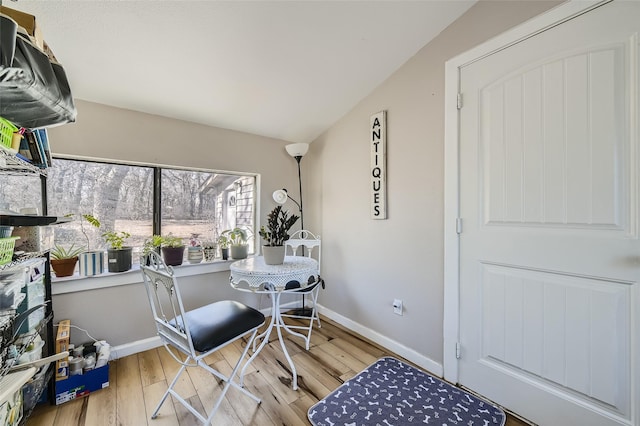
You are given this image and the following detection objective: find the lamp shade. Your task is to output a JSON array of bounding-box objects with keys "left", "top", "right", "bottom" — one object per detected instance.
[
  {"left": 272, "top": 189, "right": 288, "bottom": 204},
  {"left": 285, "top": 143, "right": 309, "bottom": 158}
]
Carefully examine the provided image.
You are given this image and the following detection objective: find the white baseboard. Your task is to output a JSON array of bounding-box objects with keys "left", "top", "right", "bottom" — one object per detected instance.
[
  {"left": 110, "top": 302, "right": 444, "bottom": 379},
  {"left": 317, "top": 304, "right": 444, "bottom": 377},
  {"left": 111, "top": 336, "right": 162, "bottom": 359}
]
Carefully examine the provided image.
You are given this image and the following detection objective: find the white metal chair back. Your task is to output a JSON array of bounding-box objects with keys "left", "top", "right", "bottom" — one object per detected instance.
[
  {"left": 281, "top": 230, "right": 323, "bottom": 349},
  {"left": 285, "top": 230, "right": 321, "bottom": 271},
  {"left": 140, "top": 251, "right": 193, "bottom": 357}
]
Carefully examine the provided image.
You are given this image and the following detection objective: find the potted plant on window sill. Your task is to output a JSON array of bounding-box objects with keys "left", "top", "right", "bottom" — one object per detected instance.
[
  {"left": 221, "top": 227, "right": 251, "bottom": 260},
  {"left": 50, "top": 244, "right": 84, "bottom": 277},
  {"left": 143, "top": 234, "right": 185, "bottom": 266},
  {"left": 259, "top": 205, "right": 299, "bottom": 265},
  {"left": 217, "top": 235, "right": 230, "bottom": 260},
  {"left": 76, "top": 214, "right": 105, "bottom": 276},
  {"left": 102, "top": 230, "right": 132, "bottom": 272}
]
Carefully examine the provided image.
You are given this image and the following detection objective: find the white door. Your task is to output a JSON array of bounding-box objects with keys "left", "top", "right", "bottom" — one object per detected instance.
[{"left": 458, "top": 1, "right": 639, "bottom": 425}]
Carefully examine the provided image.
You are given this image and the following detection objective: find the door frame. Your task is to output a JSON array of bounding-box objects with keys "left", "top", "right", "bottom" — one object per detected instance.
[{"left": 442, "top": 0, "right": 611, "bottom": 384}]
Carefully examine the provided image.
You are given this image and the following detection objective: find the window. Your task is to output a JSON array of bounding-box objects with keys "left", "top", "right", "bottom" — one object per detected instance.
[
  {"left": 47, "top": 159, "right": 154, "bottom": 258},
  {"left": 160, "top": 168, "right": 256, "bottom": 250},
  {"left": 0, "top": 157, "right": 256, "bottom": 266}
]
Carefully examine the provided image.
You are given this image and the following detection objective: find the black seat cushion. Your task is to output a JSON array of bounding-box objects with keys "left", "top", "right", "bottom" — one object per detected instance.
[{"left": 172, "top": 300, "right": 265, "bottom": 353}]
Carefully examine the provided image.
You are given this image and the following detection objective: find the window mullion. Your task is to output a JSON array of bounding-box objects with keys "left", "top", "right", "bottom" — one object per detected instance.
[{"left": 153, "top": 167, "right": 161, "bottom": 235}]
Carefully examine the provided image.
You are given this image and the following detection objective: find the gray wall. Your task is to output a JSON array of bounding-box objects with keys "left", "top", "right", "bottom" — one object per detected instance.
[{"left": 307, "top": 1, "right": 561, "bottom": 367}]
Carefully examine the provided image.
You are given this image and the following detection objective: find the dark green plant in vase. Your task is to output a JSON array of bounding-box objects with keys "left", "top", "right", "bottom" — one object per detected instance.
[
  {"left": 259, "top": 205, "right": 299, "bottom": 265},
  {"left": 259, "top": 205, "right": 299, "bottom": 246}
]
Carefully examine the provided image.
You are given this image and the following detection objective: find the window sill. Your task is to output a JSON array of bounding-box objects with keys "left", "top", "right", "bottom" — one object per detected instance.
[{"left": 52, "top": 260, "right": 235, "bottom": 295}]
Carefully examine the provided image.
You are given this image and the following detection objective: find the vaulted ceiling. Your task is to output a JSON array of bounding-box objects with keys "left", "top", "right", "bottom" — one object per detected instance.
[{"left": 12, "top": 1, "right": 475, "bottom": 142}]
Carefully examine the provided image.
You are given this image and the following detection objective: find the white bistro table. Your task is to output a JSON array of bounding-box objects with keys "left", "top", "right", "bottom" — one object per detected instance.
[{"left": 230, "top": 255, "right": 319, "bottom": 390}]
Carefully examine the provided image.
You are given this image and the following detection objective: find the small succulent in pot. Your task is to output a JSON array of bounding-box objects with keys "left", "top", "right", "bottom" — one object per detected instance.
[{"left": 50, "top": 244, "right": 84, "bottom": 260}]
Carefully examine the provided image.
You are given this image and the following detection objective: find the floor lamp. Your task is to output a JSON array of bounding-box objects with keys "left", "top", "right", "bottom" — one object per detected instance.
[{"left": 273, "top": 142, "right": 312, "bottom": 316}]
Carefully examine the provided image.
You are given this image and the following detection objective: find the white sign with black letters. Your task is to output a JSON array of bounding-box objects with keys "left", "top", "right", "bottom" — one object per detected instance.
[{"left": 370, "top": 111, "right": 386, "bottom": 219}]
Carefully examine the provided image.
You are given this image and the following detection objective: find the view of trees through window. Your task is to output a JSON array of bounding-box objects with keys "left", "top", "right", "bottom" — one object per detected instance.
[
  {"left": 0, "top": 158, "right": 256, "bottom": 264},
  {"left": 47, "top": 160, "right": 154, "bottom": 259}
]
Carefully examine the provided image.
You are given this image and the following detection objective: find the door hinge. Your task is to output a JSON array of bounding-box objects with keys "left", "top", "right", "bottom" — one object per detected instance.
[
  {"left": 456, "top": 342, "right": 461, "bottom": 359},
  {"left": 457, "top": 93, "right": 463, "bottom": 110},
  {"left": 456, "top": 218, "right": 462, "bottom": 234}
]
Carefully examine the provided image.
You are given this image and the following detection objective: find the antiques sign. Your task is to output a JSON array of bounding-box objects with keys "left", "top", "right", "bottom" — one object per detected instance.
[{"left": 370, "top": 111, "right": 386, "bottom": 219}]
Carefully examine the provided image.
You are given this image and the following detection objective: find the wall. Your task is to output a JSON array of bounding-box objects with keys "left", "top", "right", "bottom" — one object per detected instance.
[
  {"left": 47, "top": 100, "right": 302, "bottom": 348},
  {"left": 309, "top": 1, "right": 561, "bottom": 373}
]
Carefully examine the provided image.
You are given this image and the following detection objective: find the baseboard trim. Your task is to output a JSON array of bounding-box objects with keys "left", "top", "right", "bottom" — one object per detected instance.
[
  {"left": 317, "top": 304, "right": 444, "bottom": 377},
  {"left": 110, "top": 303, "right": 444, "bottom": 379},
  {"left": 112, "top": 336, "right": 162, "bottom": 359}
]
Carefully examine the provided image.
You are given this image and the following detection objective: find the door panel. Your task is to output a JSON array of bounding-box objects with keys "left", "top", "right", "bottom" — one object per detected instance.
[
  {"left": 481, "top": 43, "right": 626, "bottom": 229},
  {"left": 458, "top": 1, "right": 638, "bottom": 425}
]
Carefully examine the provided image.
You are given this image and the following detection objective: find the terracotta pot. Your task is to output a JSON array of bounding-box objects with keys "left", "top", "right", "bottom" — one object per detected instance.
[{"left": 51, "top": 257, "right": 78, "bottom": 277}]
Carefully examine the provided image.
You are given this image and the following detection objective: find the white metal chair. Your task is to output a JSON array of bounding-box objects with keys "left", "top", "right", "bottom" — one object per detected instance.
[
  {"left": 280, "top": 230, "right": 324, "bottom": 349},
  {"left": 140, "top": 252, "right": 265, "bottom": 425}
]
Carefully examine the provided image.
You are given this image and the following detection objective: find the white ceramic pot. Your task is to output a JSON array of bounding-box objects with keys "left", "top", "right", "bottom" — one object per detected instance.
[
  {"left": 262, "top": 245, "right": 285, "bottom": 265},
  {"left": 230, "top": 244, "right": 248, "bottom": 260}
]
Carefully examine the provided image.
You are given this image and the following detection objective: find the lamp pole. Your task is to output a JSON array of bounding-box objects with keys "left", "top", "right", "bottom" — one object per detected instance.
[
  {"left": 283, "top": 143, "right": 311, "bottom": 317},
  {"left": 294, "top": 155, "right": 304, "bottom": 231}
]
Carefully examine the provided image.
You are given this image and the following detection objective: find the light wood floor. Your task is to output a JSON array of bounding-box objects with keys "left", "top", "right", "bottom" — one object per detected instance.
[{"left": 26, "top": 315, "right": 530, "bottom": 425}]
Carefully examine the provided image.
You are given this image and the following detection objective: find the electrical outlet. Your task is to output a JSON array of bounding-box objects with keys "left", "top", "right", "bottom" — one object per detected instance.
[{"left": 393, "top": 299, "right": 403, "bottom": 315}]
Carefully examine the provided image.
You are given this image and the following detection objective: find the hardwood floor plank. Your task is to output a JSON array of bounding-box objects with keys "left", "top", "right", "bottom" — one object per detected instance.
[
  {"left": 328, "top": 337, "right": 379, "bottom": 369},
  {"left": 185, "top": 359, "right": 243, "bottom": 425},
  {"left": 229, "top": 339, "right": 258, "bottom": 376},
  {"left": 138, "top": 347, "right": 166, "bottom": 387},
  {"left": 316, "top": 339, "right": 371, "bottom": 374},
  {"left": 142, "top": 380, "right": 179, "bottom": 425},
  {"left": 173, "top": 395, "right": 205, "bottom": 426},
  {"left": 24, "top": 402, "right": 58, "bottom": 426},
  {"left": 156, "top": 347, "right": 197, "bottom": 400},
  {"left": 241, "top": 370, "right": 305, "bottom": 426},
  {"left": 294, "top": 347, "right": 345, "bottom": 392},
  {"left": 115, "top": 354, "right": 148, "bottom": 426},
  {"left": 318, "top": 317, "right": 388, "bottom": 357},
  {"left": 288, "top": 355, "right": 333, "bottom": 402},
  {"left": 213, "top": 358, "right": 275, "bottom": 426},
  {"left": 51, "top": 397, "right": 85, "bottom": 426},
  {"left": 300, "top": 339, "right": 350, "bottom": 376},
  {"left": 248, "top": 341, "right": 302, "bottom": 405},
  {"left": 290, "top": 394, "right": 315, "bottom": 424},
  {"left": 84, "top": 360, "right": 118, "bottom": 426},
  {"left": 200, "top": 349, "right": 224, "bottom": 366}
]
